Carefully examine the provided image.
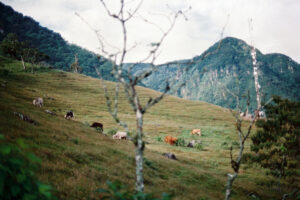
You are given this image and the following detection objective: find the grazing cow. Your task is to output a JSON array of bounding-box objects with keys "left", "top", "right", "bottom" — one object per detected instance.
[
  {"left": 113, "top": 131, "right": 127, "bottom": 140},
  {"left": 162, "top": 153, "right": 177, "bottom": 160},
  {"left": 164, "top": 135, "right": 177, "bottom": 145},
  {"left": 33, "top": 97, "right": 43, "bottom": 107},
  {"left": 187, "top": 140, "right": 202, "bottom": 148},
  {"left": 90, "top": 122, "right": 103, "bottom": 132},
  {"left": 191, "top": 129, "right": 201, "bottom": 136},
  {"left": 64, "top": 111, "right": 74, "bottom": 120}
]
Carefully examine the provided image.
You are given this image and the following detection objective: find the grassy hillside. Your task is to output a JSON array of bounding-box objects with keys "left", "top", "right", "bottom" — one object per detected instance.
[{"left": 0, "top": 56, "right": 287, "bottom": 200}]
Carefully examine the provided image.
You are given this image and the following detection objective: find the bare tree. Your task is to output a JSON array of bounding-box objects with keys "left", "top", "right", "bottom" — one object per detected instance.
[
  {"left": 224, "top": 23, "right": 267, "bottom": 199},
  {"left": 70, "top": 54, "right": 82, "bottom": 73},
  {"left": 77, "top": 0, "right": 189, "bottom": 193}
]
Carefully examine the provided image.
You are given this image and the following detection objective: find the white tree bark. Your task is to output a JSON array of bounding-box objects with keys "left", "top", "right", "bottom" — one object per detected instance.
[
  {"left": 251, "top": 46, "right": 261, "bottom": 109},
  {"left": 20, "top": 56, "right": 26, "bottom": 71}
]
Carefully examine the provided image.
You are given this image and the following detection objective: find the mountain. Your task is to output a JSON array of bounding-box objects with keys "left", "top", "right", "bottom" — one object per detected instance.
[
  {"left": 1, "top": 2, "right": 299, "bottom": 110},
  {"left": 0, "top": 2, "right": 114, "bottom": 80},
  {"left": 131, "top": 37, "right": 300, "bottom": 110}
]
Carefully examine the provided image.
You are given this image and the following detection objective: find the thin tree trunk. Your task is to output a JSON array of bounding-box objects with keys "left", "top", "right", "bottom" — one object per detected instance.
[
  {"left": 134, "top": 94, "right": 144, "bottom": 192},
  {"left": 20, "top": 56, "right": 26, "bottom": 71},
  {"left": 225, "top": 173, "right": 237, "bottom": 200}
]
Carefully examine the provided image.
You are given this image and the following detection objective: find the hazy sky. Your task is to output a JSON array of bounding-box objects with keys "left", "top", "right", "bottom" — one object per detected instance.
[{"left": 2, "top": 0, "right": 300, "bottom": 64}]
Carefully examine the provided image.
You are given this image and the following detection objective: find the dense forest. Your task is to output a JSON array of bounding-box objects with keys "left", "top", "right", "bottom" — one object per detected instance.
[{"left": 0, "top": 2, "right": 114, "bottom": 80}]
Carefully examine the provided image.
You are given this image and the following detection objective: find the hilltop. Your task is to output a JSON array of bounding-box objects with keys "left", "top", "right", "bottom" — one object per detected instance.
[
  {"left": 1, "top": 56, "right": 293, "bottom": 199},
  {"left": 132, "top": 37, "right": 300, "bottom": 111}
]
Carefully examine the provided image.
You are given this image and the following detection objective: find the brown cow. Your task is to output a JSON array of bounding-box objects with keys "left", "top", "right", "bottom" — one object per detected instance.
[
  {"left": 164, "top": 135, "right": 177, "bottom": 145},
  {"left": 191, "top": 129, "right": 201, "bottom": 136}
]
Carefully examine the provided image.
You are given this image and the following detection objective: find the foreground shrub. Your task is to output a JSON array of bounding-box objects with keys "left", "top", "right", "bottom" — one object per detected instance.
[
  {"left": 97, "top": 181, "right": 172, "bottom": 200},
  {"left": 0, "top": 134, "right": 55, "bottom": 200},
  {"left": 174, "top": 138, "right": 185, "bottom": 147},
  {"left": 106, "top": 128, "right": 117, "bottom": 135}
]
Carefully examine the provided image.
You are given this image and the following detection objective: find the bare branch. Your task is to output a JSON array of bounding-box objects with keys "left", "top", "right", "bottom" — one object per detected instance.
[
  {"left": 124, "top": 0, "right": 143, "bottom": 21},
  {"left": 99, "top": 0, "right": 118, "bottom": 18},
  {"left": 95, "top": 67, "right": 129, "bottom": 132},
  {"left": 142, "top": 82, "right": 170, "bottom": 113}
]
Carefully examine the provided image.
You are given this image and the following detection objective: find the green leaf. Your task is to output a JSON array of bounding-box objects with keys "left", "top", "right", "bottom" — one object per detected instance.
[
  {"left": 23, "top": 193, "right": 37, "bottom": 200},
  {"left": 11, "top": 185, "right": 21, "bottom": 197},
  {"left": 17, "top": 138, "right": 27, "bottom": 149},
  {"left": 0, "top": 144, "right": 11, "bottom": 155},
  {"left": 9, "top": 157, "right": 23, "bottom": 166},
  {"left": 16, "top": 174, "right": 26, "bottom": 183},
  {"left": 0, "top": 134, "right": 4, "bottom": 140},
  {"left": 38, "top": 183, "right": 52, "bottom": 198},
  {"left": 26, "top": 153, "right": 41, "bottom": 164},
  {"left": 0, "top": 172, "right": 6, "bottom": 195}
]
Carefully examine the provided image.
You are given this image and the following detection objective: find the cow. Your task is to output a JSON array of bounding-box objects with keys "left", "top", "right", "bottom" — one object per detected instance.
[
  {"left": 90, "top": 122, "right": 103, "bottom": 132},
  {"left": 33, "top": 97, "right": 43, "bottom": 107},
  {"left": 191, "top": 129, "right": 201, "bottom": 136},
  {"left": 164, "top": 135, "right": 177, "bottom": 145},
  {"left": 162, "top": 153, "right": 177, "bottom": 160},
  {"left": 187, "top": 140, "right": 202, "bottom": 148},
  {"left": 64, "top": 111, "right": 74, "bottom": 120},
  {"left": 112, "top": 131, "right": 127, "bottom": 140}
]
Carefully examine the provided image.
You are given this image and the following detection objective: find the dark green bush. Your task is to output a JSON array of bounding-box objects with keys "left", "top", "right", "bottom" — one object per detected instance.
[
  {"left": 0, "top": 134, "right": 55, "bottom": 200},
  {"left": 195, "top": 143, "right": 204, "bottom": 150},
  {"left": 174, "top": 138, "right": 185, "bottom": 147},
  {"left": 156, "top": 136, "right": 162, "bottom": 142},
  {"left": 96, "top": 127, "right": 103, "bottom": 133},
  {"left": 97, "top": 181, "right": 172, "bottom": 200},
  {"left": 106, "top": 128, "right": 117, "bottom": 135}
]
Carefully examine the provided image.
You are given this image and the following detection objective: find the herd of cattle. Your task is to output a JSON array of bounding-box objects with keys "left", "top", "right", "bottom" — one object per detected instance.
[{"left": 32, "top": 97, "right": 203, "bottom": 149}]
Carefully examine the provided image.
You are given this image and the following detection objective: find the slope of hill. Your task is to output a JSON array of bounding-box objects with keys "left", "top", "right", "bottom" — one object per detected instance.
[
  {"left": 0, "top": 2, "right": 114, "bottom": 80},
  {"left": 131, "top": 37, "right": 300, "bottom": 111},
  {"left": 1, "top": 56, "right": 294, "bottom": 199}
]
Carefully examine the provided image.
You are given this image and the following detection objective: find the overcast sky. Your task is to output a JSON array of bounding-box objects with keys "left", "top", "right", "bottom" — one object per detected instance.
[{"left": 2, "top": 0, "right": 300, "bottom": 64}]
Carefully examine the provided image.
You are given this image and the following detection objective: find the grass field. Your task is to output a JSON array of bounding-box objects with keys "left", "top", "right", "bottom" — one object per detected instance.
[{"left": 0, "top": 56, "right": 285, "bottom": 199}]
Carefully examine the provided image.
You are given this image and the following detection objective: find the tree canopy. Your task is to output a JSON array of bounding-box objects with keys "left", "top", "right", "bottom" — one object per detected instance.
[{"left": 250, "top": 96, "right": 300, "bottom": 179}]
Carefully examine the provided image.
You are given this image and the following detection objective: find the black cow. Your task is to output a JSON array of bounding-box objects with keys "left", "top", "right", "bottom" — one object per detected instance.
[
  {"left": 90, "top": 122, "right": 103, "bottom": 132},
  {"left": 64, "top": 111, "right": 74, "bottom": 120}
]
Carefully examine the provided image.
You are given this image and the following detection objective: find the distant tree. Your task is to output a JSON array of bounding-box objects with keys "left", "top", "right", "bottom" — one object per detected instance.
[
  {"left": 0, "top": 33, "right": 49, "bottom": 71},
  {"left": 0, "top": 33, "right": 20, "bottom": 58},
  {"left": 24, "top": 47, "right": 49, "bottom": 73},
  {"left": 1, "top": 33, "right": 27, "bottom": 69},
  {"left": 249, "top": 96, "right": 300, "bottom": 198},
  {"left": 70, "top": 54, "right": 82, "bottom": 73}
]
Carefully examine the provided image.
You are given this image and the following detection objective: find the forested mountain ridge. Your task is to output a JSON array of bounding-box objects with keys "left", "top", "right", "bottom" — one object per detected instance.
[
  {"left": 0, "top": 2, "right": 114, "bottom": 80},
  {"left": 131, "top": 37, "right": 300, "bottom": 110}
]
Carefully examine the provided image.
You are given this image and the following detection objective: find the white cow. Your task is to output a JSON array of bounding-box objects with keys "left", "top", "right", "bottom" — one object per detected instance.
[
  {"left": 112, "top": 131, "right": 127, "bottom": 140},
  {"left": 33, "top": 97, "right": 43, "bottom": 107}
]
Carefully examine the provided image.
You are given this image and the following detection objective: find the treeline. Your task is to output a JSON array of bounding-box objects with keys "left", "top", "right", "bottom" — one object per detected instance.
[{"left": 0, "top": 2, "right": 114, "bottom": 80}]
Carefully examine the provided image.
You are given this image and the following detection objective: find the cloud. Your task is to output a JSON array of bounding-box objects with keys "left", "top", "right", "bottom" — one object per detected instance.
[{"left": 2, "top": 0, "right": 300, "bottom": 63}]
